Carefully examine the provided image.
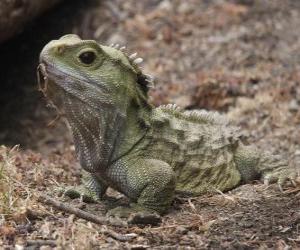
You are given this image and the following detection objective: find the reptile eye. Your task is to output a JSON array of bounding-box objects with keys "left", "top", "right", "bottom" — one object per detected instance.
[{"left": 79, "top": 51, "right": 96, "bottom": 65}]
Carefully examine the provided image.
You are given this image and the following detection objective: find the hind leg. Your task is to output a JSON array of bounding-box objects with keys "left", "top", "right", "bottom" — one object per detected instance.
[
  {"left": 257, "top": 152, "right": 297, "bottom": 189},
  {"left": 235, "top": 143, "right": 297, "bottom": 189}
]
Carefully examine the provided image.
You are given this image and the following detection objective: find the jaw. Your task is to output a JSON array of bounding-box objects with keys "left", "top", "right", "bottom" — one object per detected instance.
[
  {"left": 37, "top": 60, "right": 117, "bottom": 115},
  {"left": 37, "top": 63, "right": 67, "bottom": 112},
  {"left": 37, "top": 63, "right": 50, "bottom": 98}
]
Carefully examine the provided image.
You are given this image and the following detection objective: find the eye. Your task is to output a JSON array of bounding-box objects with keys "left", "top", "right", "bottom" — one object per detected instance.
[{"left": 79, "top": 51, "right": 96, "bottom": 65}]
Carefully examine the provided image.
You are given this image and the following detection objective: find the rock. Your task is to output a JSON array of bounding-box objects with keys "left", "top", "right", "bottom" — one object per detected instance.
[{"left": 0, "top": 0, "right": 63, "bottom": 44}]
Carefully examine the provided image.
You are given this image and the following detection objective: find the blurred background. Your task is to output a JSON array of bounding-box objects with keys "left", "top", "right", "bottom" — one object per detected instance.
[
  {"left": 0, "top": 0, "right": 299, "bottom": 157},
  {"left": 0, "top": 1, "right": 300, "bottom": 248}
]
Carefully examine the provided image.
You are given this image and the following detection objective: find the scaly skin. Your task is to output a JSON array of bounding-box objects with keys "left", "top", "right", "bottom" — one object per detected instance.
[{"left": 38, "top": 34, "right": 297, "bottom": 217}]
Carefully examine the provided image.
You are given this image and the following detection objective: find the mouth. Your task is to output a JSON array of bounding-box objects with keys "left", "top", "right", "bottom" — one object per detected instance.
[
  {"left": 37, "top": 62, "right": 65, "bottom": 126},
  {"left": 37, "top": 63, "right": 49, "bottom": 97}
]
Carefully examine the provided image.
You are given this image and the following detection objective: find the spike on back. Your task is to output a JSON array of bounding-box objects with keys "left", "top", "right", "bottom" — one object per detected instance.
[{"left": 106, "top": 42, "right": 153, "bottom": 90}]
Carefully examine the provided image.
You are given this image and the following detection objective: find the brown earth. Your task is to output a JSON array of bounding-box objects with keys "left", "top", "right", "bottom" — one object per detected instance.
[{"left": 0, "top": 0, "right": 300, "bottom": 249}]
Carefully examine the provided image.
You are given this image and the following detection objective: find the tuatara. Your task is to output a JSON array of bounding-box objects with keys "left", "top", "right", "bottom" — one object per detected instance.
[{"left": 37, "top": 34, "right": 297, "bottom": 217}]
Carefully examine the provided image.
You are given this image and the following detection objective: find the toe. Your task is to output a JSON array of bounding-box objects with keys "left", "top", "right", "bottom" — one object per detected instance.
[
  {"left": 263, "top": 173, "right": 278, "bottom": 185},
  {"left": 64, "top": 188, "right": 81, "bottom": 199},
  {"left": 63, "top": 186, "right": 99, "bottom": 203}
]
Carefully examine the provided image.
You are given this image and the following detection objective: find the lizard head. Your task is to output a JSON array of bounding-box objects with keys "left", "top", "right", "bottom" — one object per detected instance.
[
  {"left": 38, "top": 34, "right": 152, "bottom": 170},
  {"left": 38, "top": 34, "right": 152, "bottom": 113}
]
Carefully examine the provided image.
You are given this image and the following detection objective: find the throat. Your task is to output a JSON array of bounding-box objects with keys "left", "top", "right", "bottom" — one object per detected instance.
[
  {"left": 64, "top": 94, "right": 125, "bottom": 172},
  {"left": 63, "top": 94, "right": 151, "bottom": 173}
]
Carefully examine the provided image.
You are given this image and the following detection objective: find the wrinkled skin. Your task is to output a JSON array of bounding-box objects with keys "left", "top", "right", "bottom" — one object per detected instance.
[{"left": 38, "top": 34, "right": 298, "bottom": 218}]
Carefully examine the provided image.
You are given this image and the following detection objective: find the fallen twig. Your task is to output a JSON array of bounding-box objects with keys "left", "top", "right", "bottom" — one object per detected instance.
[
  {"left": 282, "top": 187, "right": 300, "bottom": 194},
  {"left": 101, "top": 226, "right": 137, "bottom": 241},
  {"left": 151, "top": 221, "right": 201, "bottom": 231},
  {"left": 78, "top": 221, "right": 138, "bottom": 242},
  {"left": 214, "top": 189, "right": 236, "bottom": 202},
  {"left": 36, "top": 193, "right": 127, "bottom": 227},
  {"left": 26, "top": 240, "right": 57, "bottom": 247}
]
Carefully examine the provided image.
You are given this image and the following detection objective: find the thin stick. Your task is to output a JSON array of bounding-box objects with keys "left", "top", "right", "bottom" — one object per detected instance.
[
  {"left": 26, "top": 240, "right": 57, "bottom": 247},
  {"left": 101, "top": 226, "right": 137, "bottom": 241},
  {"left": 282, "top": 187, "right": 300, "bottom": 194},
  {"left": 36, "top": 193, "right": 127, "bottom": 227},
  {"left": 78, "top": 222, "right": 137, "bottom": 242}
]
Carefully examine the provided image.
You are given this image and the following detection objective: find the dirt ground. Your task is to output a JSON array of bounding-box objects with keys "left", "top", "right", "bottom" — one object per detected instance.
[{"left": 1, "top": 0, "right": 300, "bottom": 249}]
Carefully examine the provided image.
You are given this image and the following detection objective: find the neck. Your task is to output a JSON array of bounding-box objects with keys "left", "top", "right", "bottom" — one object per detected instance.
[
  {"left": 115, "top": 98, "right": 153, "bottom": 160},
  {"left": 64, "top": 92, "right": 152, "bottom": 172}
]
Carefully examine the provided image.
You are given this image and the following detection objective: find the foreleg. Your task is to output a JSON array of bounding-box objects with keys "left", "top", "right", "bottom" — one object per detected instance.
[
  {"left": 107, "top": 158, "right": 176, "bottom": 217},
  {"left": 64, "top": 169, "right": 108, "bottom": 202}
]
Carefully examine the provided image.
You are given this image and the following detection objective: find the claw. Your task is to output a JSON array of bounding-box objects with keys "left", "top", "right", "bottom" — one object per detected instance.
[
  {"left": 291, "top": 179, "right": 297, "bottom": 187},
  {"left": 79, "top": 194, "right": 84, "bottom": 203},
  {"left": 63, "top": 186, "right": 99, "bottom": 203},
  {"left": 264, "top": 178, "right": 269, "bottom": 186},
  {"left": 278, "top": 183, "right": 283, "bottom": 193}
]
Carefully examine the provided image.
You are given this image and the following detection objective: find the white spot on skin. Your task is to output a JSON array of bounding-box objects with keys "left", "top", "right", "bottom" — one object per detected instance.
[{"left": 133, "top": 58, "right": 143, "bottom": 64}]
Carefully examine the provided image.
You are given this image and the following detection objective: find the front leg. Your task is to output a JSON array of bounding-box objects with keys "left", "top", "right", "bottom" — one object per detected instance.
[
  {"left": 64, "top": 169, "right": 108, "bottom": 202},
  {"left": 107, "top": 158, "right": 176, "bottom": 217}
]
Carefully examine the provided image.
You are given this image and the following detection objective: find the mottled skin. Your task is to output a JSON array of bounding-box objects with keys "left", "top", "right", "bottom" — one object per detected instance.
[{"left": 38, "top": 35, "right": 297, "bottom": 216}]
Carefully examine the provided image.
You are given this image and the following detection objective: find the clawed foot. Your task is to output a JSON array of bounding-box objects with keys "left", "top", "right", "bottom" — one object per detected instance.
[
  {"left": 263, "top": 168, "right": 299, "bottom": 192},
  {"left": 107, "top": 206, "right": 162, "bottom": 225},
  {"left": 59, "top": 185, "right": 101, "bottom": 203}
]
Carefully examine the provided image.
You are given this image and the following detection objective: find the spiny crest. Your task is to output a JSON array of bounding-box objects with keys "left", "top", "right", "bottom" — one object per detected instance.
[
  {"left": 110, "top": 44, "right": 143, "bottom": 64},
  {"left": 153, "top": 105, "right": 243, "bottom": 153},
  {"left": 158, "top": 104, "right": 183, "bottom": 113},
  {"left": 182, "top": 110, "right": 243, "bottom": 145},
  {"left": 183, "top": 110, "right": 230, "bottom": 125},
  {"left": 108, "top": 43, "right": 155, "bottom": 91},
  {"left": 157, "top": 104, "right": 228, "bottom": 125}
]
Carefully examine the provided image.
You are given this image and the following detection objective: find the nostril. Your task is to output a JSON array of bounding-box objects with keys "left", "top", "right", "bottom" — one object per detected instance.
[{"left": 56, "top": 45, "right": 65, "bottom": 55}]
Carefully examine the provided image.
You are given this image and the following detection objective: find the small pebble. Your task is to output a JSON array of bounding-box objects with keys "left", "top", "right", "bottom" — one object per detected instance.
[
  {"left": 288, "top": 99, "right": 299, "bottom": 112},
  {"left": 176, "top": 226, "right": 188, "bottom": 234}
]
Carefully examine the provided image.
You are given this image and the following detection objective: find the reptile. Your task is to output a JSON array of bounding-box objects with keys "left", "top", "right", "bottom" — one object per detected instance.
[{"left": 37, "top": 34, "right": 297, "bottom": 217}]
